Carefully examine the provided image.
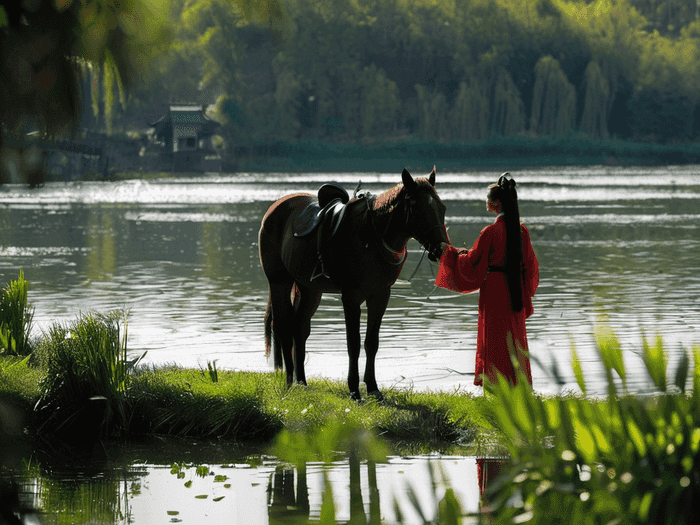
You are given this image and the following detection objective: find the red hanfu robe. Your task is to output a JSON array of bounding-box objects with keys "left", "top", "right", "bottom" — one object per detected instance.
[{"left": 435, "top": 216, "right": 539, "bottom": 386}]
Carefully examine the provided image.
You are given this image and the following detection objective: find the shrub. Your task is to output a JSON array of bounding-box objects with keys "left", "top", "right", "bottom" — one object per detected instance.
[{"left": 484, "top": 328, "right": 700, "bottom": 524}]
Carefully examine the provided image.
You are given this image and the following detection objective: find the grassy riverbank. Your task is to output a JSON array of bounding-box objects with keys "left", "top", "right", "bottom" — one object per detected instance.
[{"left": 1, "top": 355, "right": 494, "bottom": 454}]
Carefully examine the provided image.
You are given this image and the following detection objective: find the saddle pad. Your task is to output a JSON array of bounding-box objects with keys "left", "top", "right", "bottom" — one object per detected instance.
[{"left": 293, "top": 199, "right": 346, "bottom": 238}]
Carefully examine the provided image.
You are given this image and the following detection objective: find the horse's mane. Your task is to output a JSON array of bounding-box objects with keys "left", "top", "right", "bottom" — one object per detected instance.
[{"left": 373, "top": 178, "right": 433, "bottom": 217}]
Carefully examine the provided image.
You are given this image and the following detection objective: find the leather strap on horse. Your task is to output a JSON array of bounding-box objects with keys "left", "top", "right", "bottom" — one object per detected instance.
[{"left": 362, "top": 192, "right": 407, "bottom": 265}]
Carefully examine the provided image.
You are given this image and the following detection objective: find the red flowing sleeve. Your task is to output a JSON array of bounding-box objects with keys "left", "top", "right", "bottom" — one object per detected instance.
[
  {"left": 435, "top": 226, "right": 492, "bottom": 293},
  {"left": 522, "top": 225, "right": 539, "bottom": 299},
  {"left": 520, "top": 225, "right": 539, "bottom": 318}
]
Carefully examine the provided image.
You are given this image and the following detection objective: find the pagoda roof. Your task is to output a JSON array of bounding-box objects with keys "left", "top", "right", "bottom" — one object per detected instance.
[{"left": 150, "top": 105, "right": 220, "bottom": 131}]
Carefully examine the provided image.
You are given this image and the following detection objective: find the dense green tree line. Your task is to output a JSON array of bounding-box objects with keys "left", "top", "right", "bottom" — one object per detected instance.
[{"left": 122, "top": 0, "right": 700, "bottom": 149}]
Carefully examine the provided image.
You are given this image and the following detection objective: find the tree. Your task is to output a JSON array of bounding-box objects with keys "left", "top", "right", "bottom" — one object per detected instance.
[
  {"left": 529, "top": 55, "right": 576, "bottom": 136},
  {"left": 579, "top": 61, "right": 610, "bottom": 138},
  {"left": 360, "top": 65, "right": 400, "bottom": 138},
  {"left": 491, "top": 68, "right": 527, "bottom": 137},
  {"left": 0, "top": 0, "right": 169, "bottom": 137},
  {"left": 452, "top": 78, "right": 489, "bottom": 141}
]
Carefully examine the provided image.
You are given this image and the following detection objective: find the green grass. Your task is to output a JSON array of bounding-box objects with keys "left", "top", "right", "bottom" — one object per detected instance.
[
  {"left": 0, "top": 356, "right": 41, "bottom": 413},
  {"left": 0, "top": 270, "right": 34, "bottom": 357},
  {"left": 126, "top": 367, "right": 488, "bottom": 450},
  {"left": 32, "top": 310, "right": 134, "bottom": 440}
]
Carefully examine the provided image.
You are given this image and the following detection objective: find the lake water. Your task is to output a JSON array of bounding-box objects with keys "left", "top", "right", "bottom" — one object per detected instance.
[
  {"left": 1, "top": 166, "right": 698, "bottom": 396},
  {"left": 1, "top": 166, "right": 699, "bottom": 523}
]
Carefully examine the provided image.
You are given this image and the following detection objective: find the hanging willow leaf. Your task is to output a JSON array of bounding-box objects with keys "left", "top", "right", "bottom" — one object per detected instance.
[
  {"left": 530, "top": 55, "right": 576, "bottom": 136},
  {"left": 579, "top": 60, "right": 610, "bottom": 138}
]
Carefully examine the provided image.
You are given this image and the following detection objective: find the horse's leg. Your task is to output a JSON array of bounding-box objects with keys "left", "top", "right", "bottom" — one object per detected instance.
[
  {"left": 292, "top": 283, "right": 322, "bottom": 386},
  {"left": 269, "top": 281, "right": 296, "bottom": 386},
  {"left": 364, "top": 290, "right": 391, "bottom": 401},
  {"left": 342, "top": 293, "right": 363, "bottom": 400}
]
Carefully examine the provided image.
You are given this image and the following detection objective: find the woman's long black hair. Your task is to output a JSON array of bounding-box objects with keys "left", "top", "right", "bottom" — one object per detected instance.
[{"left": 489, "top": 173, "right": 524, "bottom": 312}]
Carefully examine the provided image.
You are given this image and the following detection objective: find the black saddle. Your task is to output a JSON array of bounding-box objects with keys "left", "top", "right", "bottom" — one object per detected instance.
[
  {"left": 293, "top": 182, "right": 350, "bottom": 238},
  {"left": 291, "top": 182, "right": 353, "bottom": 282}
]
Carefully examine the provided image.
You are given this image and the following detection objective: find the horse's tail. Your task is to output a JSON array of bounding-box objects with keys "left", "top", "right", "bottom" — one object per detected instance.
[{"left": 264, "top": 288, "right": 273, "bottom": 359}]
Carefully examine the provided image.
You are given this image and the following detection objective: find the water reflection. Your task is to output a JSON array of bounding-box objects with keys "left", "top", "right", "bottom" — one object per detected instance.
[{"left": 4, "top": 439, "right": 490, "bottom": 525}]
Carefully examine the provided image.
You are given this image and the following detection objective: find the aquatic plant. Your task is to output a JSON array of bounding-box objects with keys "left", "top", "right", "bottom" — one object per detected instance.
[
  {"left": 33, "top": 310, "right": 136, "bottom": 441},
  {"left": 484, "top": 328, "right": 700, "bottom": 524},
  {"left": 0, "top": 271, "right": 34, "bottom": 357}
]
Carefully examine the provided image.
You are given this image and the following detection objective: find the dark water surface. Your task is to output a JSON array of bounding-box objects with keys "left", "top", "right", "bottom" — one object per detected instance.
[
  {"left": 1, "top": 166, "right": 699, "bottom": 395},
  {"left": 1, "top": 166, "right": 699, "bottom": 523}
]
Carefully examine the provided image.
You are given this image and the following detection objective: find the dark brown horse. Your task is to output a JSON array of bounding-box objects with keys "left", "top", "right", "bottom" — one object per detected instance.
[{"left": 258, "top": 167, "right": 450, "bottom": 400}]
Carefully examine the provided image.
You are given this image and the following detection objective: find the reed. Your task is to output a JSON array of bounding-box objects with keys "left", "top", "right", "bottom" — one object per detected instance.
[
  {"left": 33, "top": 310, "right": 135, "bottom": 440},
  {"left": 0, "top": 270, "right": 34, "bottom": 357}
]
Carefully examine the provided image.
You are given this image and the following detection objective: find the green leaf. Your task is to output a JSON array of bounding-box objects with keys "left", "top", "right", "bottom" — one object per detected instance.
[
  {"left": 626, "top": 419, "right": 647, "bottom": 457},
  {"left": 573, "top": 418, "right": 598, "bottom": 463},
  {"left": 674, "top": 349, "right": 689, "bottom": 393},
  {"left": 595, "top": 324, "right": 625, "bottom": 386},
  {"left": 642, "top": 334, "right": 667, "bottom": 391},
  {"left": 693, "top": 348, "right": 700, "bottom": 406},
  {"left": 638, "top": 492, "right": 653, "bottom": 521},
  {"left": 571, "top": 347, "right": 586, "bottom": 395}
]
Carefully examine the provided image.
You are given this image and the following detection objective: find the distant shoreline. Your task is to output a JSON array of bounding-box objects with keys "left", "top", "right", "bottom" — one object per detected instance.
[
  {"left": 110, "top": 134, "right": 700, "bottom": 179},
  {"left": 218, "top": 135, "right": 700, "bottom": 174}
]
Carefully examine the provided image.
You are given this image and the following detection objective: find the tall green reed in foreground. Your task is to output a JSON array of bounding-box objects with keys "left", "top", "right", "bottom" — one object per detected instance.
[
  {"left": 485, "top": 328, "right": 700, "bottom": 524},
  {"left": 34, "top": 310, "right": 139, "bottom": 440},
  {"left": 0, "top": 270, "right": 33, "bottom": 356}
]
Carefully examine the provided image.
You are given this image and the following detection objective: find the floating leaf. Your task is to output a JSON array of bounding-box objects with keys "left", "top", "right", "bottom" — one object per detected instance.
[
  {"left": 166, "top": 511, "right": 179, "bottom": 516},
  {"left": 195, "top": 494, "right": 208, "bottom": 499},
  {"left": 184, "top": 480, "right": 192, "bottom": 488},
  {"left": 213, "top": 496, "right": 225, "bottom": 502},
  {"left": 214, "top": 475, "right": 227, "bottom": 483}
]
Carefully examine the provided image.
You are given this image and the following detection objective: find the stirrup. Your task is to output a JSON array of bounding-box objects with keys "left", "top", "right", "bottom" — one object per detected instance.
[{"left": 310, "top": 256, "right": 328, "bottom": 281}]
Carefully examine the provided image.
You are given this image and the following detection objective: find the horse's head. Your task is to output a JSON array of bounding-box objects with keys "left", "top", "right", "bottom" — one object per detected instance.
[{"left": 401, "top": 167, "right": 450, "bottom": 259}]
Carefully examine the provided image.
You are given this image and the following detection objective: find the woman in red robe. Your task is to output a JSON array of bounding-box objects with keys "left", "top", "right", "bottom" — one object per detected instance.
[{"left": 433, "top": 173, "right": 539, "bottom": 386}]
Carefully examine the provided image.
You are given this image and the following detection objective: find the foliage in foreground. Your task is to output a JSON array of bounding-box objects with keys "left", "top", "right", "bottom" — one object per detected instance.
[{"left": 485, "top": 329, "right": 700, "bottom": 524}]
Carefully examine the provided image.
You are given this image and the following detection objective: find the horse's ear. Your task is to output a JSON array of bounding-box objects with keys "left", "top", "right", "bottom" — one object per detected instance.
[
  {"left": 402, "top": 168, "right": 417, "bottom": 193},
  {"left": 428, "top": 165, "right": 436, "bottom": 186}
]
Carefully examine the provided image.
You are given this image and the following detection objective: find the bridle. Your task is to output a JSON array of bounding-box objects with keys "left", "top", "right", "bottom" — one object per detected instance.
[
  {"left": 404, "top": 192, "right": 446, "bottom": 257},
  {"left": 363, "top": 188, "right": 445, "bottom": 265}
]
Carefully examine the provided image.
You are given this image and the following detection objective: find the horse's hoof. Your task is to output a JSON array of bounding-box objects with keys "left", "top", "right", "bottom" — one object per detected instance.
[
  {"left": 367, "top": 390, "right": 384, "bottom": 402},
  {"left": 296, "top": 380, "right": 307, "bottom": 387},
  {"left": 349, "top": 391, "right": 361, "bottom": 402}
]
